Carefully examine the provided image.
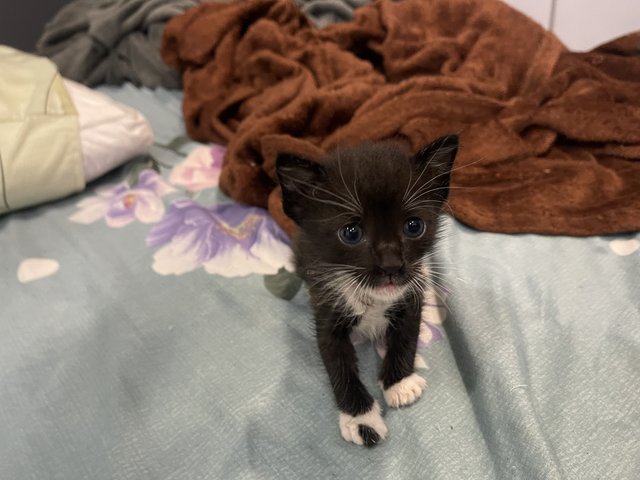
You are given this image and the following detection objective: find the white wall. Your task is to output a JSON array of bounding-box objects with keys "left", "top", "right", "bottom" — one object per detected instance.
[
  {"left": 553, "top": 0, "right": 640, "bottom": 51},
  {"left": 502, "top": 0, "right": 553, "bottom": 29},
  {"left": 502, "top": 0, "right": 640, "bottom": 51}
]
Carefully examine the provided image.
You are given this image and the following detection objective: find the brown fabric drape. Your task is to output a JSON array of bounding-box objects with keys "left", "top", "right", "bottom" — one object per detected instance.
[{"left": 162, "top": 0, "right": 640, "bottom": 237}]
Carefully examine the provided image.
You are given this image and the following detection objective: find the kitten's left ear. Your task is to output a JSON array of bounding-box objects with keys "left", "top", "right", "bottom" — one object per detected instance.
[
  {"left": 414, "top": 134, "right": 459, "bottom": 201},
  {"left": 276, "top": 153, "right": 325, "bottom": 225}
]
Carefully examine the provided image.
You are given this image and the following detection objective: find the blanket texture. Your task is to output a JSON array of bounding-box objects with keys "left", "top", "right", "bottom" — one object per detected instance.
[
  {"left": 296, "top": 0, "right": 369, "bottom": 27},
  {"left": 3, "top": 83, "right": 640, "bottom": 480},
  {"left": 162, "top": 0, "right": 640, "bottom": 237},
  {"left": 37, "top": 0, "right": 197, "bottom": 88}
]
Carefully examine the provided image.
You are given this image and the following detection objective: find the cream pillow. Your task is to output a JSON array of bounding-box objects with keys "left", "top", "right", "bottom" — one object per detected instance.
[
  {"left": 0, "top": 46, "right": 153, "bottom": 214},
  {"left": 64, "top": 79, "right": 153, "bottom": 183}
]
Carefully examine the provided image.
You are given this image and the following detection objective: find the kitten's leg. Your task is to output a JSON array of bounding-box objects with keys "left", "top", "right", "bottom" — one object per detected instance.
[
  {"left": 317, "top": 319, "right": 388, "bottom": 447},
  {"left": 379, "top": 300, "right": 427, "bottom": 408}
]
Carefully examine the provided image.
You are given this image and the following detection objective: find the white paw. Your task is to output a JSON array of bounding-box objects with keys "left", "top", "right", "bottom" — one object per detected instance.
[
  {"left": 383, "top": 373, "right": 427, "bottom": 408},
  {"left": 338, "top": 401, "right": 388, "bottom": 447}
]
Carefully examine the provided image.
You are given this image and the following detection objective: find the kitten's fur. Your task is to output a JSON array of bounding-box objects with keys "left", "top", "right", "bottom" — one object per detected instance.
[{"left": 276, "top": 135, "right": 458, "bottom": 447}]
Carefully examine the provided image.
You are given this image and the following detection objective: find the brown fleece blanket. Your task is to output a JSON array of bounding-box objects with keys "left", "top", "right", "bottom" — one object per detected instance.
[{"left": 162, "top": 0, "right": 640, "bottom": 237}]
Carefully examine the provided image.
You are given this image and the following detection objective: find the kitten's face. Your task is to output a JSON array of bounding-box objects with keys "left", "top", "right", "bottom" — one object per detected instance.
[{"left": 276, "top": 136, "right": 458, "bottom": 303}]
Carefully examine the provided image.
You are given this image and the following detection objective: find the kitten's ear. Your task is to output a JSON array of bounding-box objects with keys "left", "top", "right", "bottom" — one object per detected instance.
[
  {"left": 414, "top": 134, "right": 459, "bottom": 202},
  {"left": 276, "top": 153, "right": 325, "bottom": 224}
]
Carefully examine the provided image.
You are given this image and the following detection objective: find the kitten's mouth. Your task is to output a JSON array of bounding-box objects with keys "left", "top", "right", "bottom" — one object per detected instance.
[
  {"left": 368, "top": 275, "right": 408, "bottom": 300},
  {"left": 369, "top": 276, "right": 409, "bottom": 301},
  {"left": 376, "top": 276, "right": 401, "bottom": 291}
]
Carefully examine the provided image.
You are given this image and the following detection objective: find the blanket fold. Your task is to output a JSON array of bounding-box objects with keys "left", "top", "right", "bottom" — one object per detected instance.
[
  {"left": 162, "top": 0, "right": 640, "bottom": 237},
  {"left": 37, "top": 0, "right": 198, "bottom": 89},
  {"left": 296, "top": 0, "right": 370, "bottom": 27}
]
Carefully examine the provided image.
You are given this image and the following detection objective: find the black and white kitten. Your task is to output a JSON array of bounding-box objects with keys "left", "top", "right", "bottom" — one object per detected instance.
[{"left": 276, "top": 135, "right": 458, "bottom": 447}]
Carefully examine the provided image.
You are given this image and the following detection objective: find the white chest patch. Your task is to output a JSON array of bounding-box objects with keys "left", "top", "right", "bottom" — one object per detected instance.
[
  {"left": 352, "top": 299, "right": 392, "bottom": 341},
  {"left": 335, "top": 273, "right": 408, "bottom": 340}
]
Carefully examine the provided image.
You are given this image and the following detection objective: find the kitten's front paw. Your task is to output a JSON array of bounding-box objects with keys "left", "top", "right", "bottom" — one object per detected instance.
[
  {"left": 338, "top": 401, "right": 388, "bottom": 447},
  {"left": 383, "top": 373, "right": 427, "bottom": 408}
]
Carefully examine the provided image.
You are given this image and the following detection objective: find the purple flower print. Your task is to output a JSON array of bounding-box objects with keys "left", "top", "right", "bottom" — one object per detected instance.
[
  {"left": 69, "top": 170, "right": 175, "bottom": 227},
  {"left": 147, "top": 199, "right": 293, "bottom": 277},
  {"left": 169, "top": 145, "right": 224, "bottom": 192},
  {"left": 417, "top": 286, "right": 448, "bottom": 348},
  {"left": 417, "top": 320, "right": 444, "bottom": 349}
]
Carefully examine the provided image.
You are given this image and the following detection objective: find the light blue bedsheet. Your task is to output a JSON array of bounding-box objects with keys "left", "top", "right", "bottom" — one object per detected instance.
[{"left": 1, "top": 85, "right": 638, "bottom": 480}]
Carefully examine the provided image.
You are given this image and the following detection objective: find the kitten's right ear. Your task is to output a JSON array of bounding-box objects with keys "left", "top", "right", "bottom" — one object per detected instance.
[
  {"left": 414, "top": 134, "right": 459, "bottom": 202},
  {"left": 276, "top": 153, "right": 325, "bottom": 225}
]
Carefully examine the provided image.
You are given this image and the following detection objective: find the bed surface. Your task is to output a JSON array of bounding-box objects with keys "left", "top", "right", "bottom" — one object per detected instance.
[{"left": 1, "top": 85, "right": 638, "bottom": 480}]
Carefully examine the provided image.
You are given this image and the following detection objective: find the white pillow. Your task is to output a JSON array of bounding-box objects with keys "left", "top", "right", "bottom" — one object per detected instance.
[{"left": 64, "top": 79, "right": 153, "bottom": 183}]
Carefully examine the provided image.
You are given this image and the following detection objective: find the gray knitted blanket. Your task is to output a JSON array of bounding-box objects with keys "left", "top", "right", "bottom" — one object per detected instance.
[
  {"left": 296, "top": 0, "right": 370, "bottom": 27},
  {"left": 36, "top": 0, "right": 369, "bottom": 88},
  {"left": 36, "top": 0, "right": 197, "bottom": 88}
]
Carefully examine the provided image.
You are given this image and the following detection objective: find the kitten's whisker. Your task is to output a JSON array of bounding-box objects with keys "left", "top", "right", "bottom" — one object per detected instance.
[
  {"left": 306, "top": 211, "right": 355, "bottom": 223},
  {"left": 429, "top": 186, "right": 478, "bottom": 192},
  {"left": 401, "top": 163, "right": 414, "bottom": 203},
  {"left": 403, "top": 199, "right": 445, "bottom": 211},
  {"left": 337, "top": 156, "right": 362, "bottom": 212},
  {"left": 424, "top": 268, "right": 448, "bottom": 277},
  {"left": 442, "top": 154, "right": 489, "bottom": 177},
  {"left": 425, "top": 276, "right": 448, "bottom": 293},
  {"left": 422, "top": 257, "right": 452, "bottom": 264},
  {"left": 426, "top": 275, "right": 451, "bottom": 287},
  {"left": 406, "top": 276, "right": 423, "bottom": 307},
  {"left": 404, "top": 184, "right": 463, "bottom": 207},
  {"left": 425, "top": 269, "right": 456, "bottom": 279},
  {"left": 424, "top": 265, "right": 449, "bottom": 279},
  {"left": 351, "top": 276, "right": 367, "bottom": 312},
  {"left": 311, "top": 262, "right": 366, "bottom": 270},
  {"left": 423, "top": 260, "right": 450, "bottom": 270},
  {"left": 335, "top": 137, "right": 363, "bottom": 211},
  {"left": 407, "top": 154, "right": 488, "bottom": 203},
  {"left": 430, "top": 153, "right": 488, "bottom": 184},
  {"left": 404, "top": 185, "right": 476, "bottom": 211},
  {"left": 404, "top": 154, "right": 488, "bottom": 207},
  {"left": 404, "top": 198, "right": 443, "bottom": 207},
  {"left": 289, "top": 189, "right": 356, "bottom": 211},
  {"left": 441, "top": 200, "right": 454, "bottom": 214},
  {"left": 429, "top": 265, "right": 453, "bottom": 276},
  {"left": 307, "top": 268, "right": 363, "bottom": 297},
  {"left": 404, "top": 137, "right": 453, "bottom": 201},
  {"left": 279, "top": 172, "right": 360, "bottom": 212},
  {"left": 352, "top": 177, "right": 362, "bottom": 210},
  {"left": 335, "top": 272, "right": 364, "bottom": 315}
]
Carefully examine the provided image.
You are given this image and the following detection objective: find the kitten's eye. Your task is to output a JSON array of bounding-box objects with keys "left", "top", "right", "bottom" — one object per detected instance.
[
  {"left": 403, "top": 217, "right": 425, "bottom": 238},
  {"left": 338, "top": 223, "right": 364, "bottom": 245}
]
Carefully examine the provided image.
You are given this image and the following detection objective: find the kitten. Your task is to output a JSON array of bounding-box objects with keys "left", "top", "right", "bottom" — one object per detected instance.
[{"left": 276, "top": 135, "right": 458, "bottom": 447}]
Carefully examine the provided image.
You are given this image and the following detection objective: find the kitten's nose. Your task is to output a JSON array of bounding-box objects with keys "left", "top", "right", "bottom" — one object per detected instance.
[
  {"left": 379, "top": 258, "right": 404, "bottom": 276},
  {"left": 380, "top": 263, "right": 403, "bottom": 275},
  {"left": 375, "top": 245, "right": 404, "bottom": 276}
]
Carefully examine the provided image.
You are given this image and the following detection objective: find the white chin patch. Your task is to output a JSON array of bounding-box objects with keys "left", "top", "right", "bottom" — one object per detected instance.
[
  {"left": 338, "top": 401, "right": 388, "bottom": 446},
  {"left": 368, "top": 284, "right": 407, "bottom": 303},
  {"left": 383, "top": 373, "right": 427, "bottom": 408}
]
